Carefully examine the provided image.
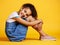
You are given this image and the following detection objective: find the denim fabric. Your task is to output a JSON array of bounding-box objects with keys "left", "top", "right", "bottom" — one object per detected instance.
[{"left": 5, "top": 18, "right": 28, "bottom": 42}]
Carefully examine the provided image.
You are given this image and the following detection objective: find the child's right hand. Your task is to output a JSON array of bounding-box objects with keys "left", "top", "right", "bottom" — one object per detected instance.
[
  {"left": 32, "top": 20, "right": 42, "bottom": 25},
  {"left": 37, "top": 19, "right": 43, "bottom": 24}
]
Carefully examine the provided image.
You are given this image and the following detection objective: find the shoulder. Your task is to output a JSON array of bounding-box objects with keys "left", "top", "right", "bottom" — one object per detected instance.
[
  {"left": 8, "top": 11, "right": 19, "bottom": 18},
  {"left": 10, "top": 11, "right": 18, "bottom": 15},
  {"left": 10, "top": 11, "right": 18, "bottom": 16}
]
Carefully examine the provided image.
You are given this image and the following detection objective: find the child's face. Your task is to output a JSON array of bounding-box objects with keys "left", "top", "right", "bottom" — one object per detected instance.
[{"left": 19, "top": 7, "right": 32, "bottom": 18}]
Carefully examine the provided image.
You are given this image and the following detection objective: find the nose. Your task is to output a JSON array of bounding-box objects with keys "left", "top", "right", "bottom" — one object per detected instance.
[
  {"left": 21, "top": 12, "right": 27, "bottom": 18},
  {"left": 24, "top": 14, "right": 27, "bottom": 18}
]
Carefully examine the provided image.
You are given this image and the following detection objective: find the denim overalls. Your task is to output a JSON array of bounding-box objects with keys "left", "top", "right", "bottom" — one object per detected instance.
[{"left": 5, "top": 18, "right": 28, "bottom": 42}]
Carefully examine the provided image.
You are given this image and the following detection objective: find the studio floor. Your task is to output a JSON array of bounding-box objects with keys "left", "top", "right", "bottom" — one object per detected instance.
[
  {"left": 0, "top": 38, "right": 60, "bottom": 45},
  {"left": 0, "top": 29, "right": 60, "bottom": 45}
]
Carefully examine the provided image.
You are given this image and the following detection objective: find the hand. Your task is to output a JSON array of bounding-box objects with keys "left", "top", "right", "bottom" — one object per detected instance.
[{"left": 37, "top": 19, "right": 43, "bottom": 24}]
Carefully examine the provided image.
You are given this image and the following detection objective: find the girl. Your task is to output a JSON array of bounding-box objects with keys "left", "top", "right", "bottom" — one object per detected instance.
[{"left": 5, "top": 3, "right": 56, "bottom": 42}]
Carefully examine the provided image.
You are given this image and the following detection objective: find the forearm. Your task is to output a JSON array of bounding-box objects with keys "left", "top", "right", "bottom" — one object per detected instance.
[
  {"left": 13, "top": 17, "right": 40, "bottom": 26},
  {"left": 29, "top": 17, "right": 43, "bottom": 27}
]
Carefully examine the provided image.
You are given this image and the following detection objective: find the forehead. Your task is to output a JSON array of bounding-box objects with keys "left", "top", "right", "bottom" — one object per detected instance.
[{"left": 23, "top": 8, "right": 32, "bottom": 15}]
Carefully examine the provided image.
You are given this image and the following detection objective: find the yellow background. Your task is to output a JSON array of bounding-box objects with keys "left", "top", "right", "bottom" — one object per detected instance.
[{"left": 0, "top": 0, "right": 60, "bottom": 45}]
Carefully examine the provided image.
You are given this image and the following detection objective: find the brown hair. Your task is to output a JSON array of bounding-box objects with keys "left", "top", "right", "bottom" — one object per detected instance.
[{"left": 18, "top": 3, "right": 38, "bottom": 19}]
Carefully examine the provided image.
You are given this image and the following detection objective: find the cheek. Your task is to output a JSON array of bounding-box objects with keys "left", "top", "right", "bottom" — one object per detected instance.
[{"left": 22, "top": 11, "right": 25, "bottom": 14}]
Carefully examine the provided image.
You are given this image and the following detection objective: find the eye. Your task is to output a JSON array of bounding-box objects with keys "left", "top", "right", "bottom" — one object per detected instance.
[
  {"left": 26, "top": 14, "right": 28, "bottom": 16},
  {"left": 24, "top": 10, "right": 27, "bottom": 13},
  {"left": 26, "top": 14, "right": 30, "bottom": 17}
]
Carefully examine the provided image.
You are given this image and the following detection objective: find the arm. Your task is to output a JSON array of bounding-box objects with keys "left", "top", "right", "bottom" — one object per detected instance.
[
  {"left": 27, "top": 16, "right": 43, "bottom": 23},
  {"left": 27, "top": 16, "right": 43, "bottom": 28},
  {"left": 12, "top": 17, "right": 41, "bottom": 26}
]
